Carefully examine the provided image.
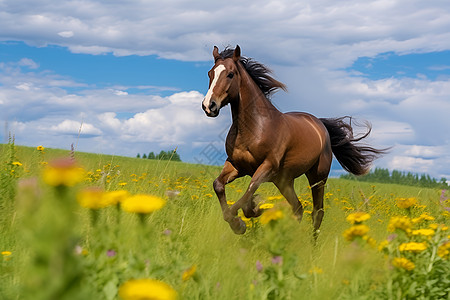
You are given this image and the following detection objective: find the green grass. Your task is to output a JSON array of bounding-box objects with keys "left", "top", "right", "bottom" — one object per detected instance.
[{"left": 1, "top": 143, "right": 449, "bottom": 299}]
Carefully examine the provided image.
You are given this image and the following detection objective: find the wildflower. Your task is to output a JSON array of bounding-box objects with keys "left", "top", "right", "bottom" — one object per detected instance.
[
  {"left": 399, "top": 242, "right": 428, "bottom": 253},
  {"left": 107, "top": 249, "right": 117, "bottom": 257},
  {"left": 259, "top": 203, "right": 274, "bottom": 210},
  {"left": 260, "top": 208, "right": 284, "bottom": 225},
  {"left": 103, "top": 190, "right": 129, "bottom": 206},
  {"left": 42, "top": 158, "right": 85, "bottom": 187},
  {"left": 396, "top": 197, "right": 417, "bottom": 209},
  {"left": 256, "top": 260, "right": 263, "bottom": 272},
  {"left": 378, "top": 240, "right": 389, "bottom": 252},
  {"left": 36, "top": 145, "right": 45, "bottom": 151},
  {"left": 343, "top": 224, "right": 370, "bottom": 241},
  {"left": 2, "top": 251, "right": 12, "bottom": 256},
  {"left": 411, "top": 229, "right": 435, "bottom": 237},
  {"left": 271, "top": 256, "right": 283, "bottom": 265},
  {"left": 77, "top": 187, "right": 109, "bottom": 209},
  {"left": 412, "top": 213, "right": 435, "bottom": 224},
  {"left": 308, "top": 266, "right": 323, "bottom": 274},
  {"left": 437, "top": 241, "right": 450, "bottom": 259},
  {"left": 182, "top": 265, "right": 197, "bottom": 281},
  {"left": 387, "top": 216, "right": 412, "bottom": 233},
  {"left": 12, "top": 161, "right": 22, "bottom": 166},
  {"left": 121, "top": 194, "right": 166, "bottom": 214},
  {"left": 204, "top": 193, "right": 213, "bottom": 198},
  {"left": 118, "top": 279, "right": 177, "bottom": 300},
  {"left": 392, "top": 257, "right": 415, "bottom": 271},
  {"left": 346, "top": 212, "right": 371, "bottom": 224},
  {"left": 267, "top": 195, "right": 284, "bottom": 201},
  {"left": 118, "top": 182, "right": 127, "bottom": 187}
]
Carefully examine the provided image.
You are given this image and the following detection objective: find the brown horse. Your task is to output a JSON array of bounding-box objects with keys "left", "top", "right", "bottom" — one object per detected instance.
[{"left": 202, "top": 45, "right": 384, "bottom": 235}]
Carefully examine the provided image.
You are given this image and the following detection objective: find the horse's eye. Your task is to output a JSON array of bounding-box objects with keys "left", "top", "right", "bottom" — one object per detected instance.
[{"left": 227, "top": 72, "right": 234, "bottom": 79}]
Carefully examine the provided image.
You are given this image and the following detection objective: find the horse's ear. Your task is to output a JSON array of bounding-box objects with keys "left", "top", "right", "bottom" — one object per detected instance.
[
  {"left": 213, "top": 46, "right": 220, "bottom": 62},
  {"left": 233, "top": 45, "right": 241, "bottom": 62}
]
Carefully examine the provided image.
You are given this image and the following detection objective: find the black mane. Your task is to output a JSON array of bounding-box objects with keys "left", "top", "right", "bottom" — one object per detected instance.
[{"left": 219, "top": 48, "right": 286, "bottom": 100}]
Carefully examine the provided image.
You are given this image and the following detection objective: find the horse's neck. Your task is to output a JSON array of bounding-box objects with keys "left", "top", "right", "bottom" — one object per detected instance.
[{"left": 230, "top": 63, "right": 279, "bottom": 132}]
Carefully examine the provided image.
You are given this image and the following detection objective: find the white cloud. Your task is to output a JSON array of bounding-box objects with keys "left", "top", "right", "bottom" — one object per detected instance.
[{"left": 1, "top": 0, "right": 450, "bottom": 178}]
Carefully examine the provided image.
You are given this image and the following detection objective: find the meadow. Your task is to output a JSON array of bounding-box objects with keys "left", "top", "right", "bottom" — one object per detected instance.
[{"left": 1, "top": 142, "right": 449, "bottom": 300}]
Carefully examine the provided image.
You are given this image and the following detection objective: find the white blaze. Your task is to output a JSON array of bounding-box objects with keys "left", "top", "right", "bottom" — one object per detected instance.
[{"left": 203, "top": 64, "right": 226, "bottom": 112}]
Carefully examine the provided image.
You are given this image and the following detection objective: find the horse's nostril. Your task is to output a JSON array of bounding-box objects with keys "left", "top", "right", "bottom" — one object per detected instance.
[{"left": 209, "top": 101, "right": 217, "bottom": 112}]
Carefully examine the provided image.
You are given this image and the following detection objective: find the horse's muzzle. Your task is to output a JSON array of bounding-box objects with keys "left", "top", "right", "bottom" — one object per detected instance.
[{"left": 202, "top": 99, "right": 219, "bottom": 117}]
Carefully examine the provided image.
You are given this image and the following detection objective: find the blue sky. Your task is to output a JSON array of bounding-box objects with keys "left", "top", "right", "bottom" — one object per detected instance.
[{"left": 1, "top": 0, "right": 450, "bottom": 180}]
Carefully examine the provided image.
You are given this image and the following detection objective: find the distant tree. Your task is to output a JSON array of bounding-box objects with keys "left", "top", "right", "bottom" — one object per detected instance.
[
  {"left": 136, "top": 153, "right": 141, "bottom": 158},
  {"left": 148, "top": 152, "right": 155, "bottom": 159},
  {"left": 142, "top": 153, "right": 147, "bottom": 159}
]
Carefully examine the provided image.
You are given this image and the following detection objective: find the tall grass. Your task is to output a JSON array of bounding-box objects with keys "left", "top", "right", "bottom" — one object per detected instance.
[{"left": 1, "top": 143, "right": 449, "bottom": 299}]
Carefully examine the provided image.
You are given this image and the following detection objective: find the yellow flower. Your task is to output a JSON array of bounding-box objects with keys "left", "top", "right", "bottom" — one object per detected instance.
[
  {"left": 392, "top": 257, "right": 415, "bottom": 271},
  {"left": 12, "top": 161, "right": 22, "bottom": 166},
  {"left": 411, "top": 229, "right": 435, "bottom": 237},
  {"left": 42, "top": 159, "right": 85, "bottom": 187},
  {"left": 267, "top": 195, "right": 284, "bottom": 201},
  {"left": 308, "top": 266, "right": 323, "bottom": 274},
  {"left": 399, "top": 242, "right": 428, "bottom": 253},
  {"left": 437, "top": 241, "right": 450, "bottom": 259},
  {"left": 103, "top": 190, "right": 130, "bottom": 206},
  {"left": 395, "top": 197, "right": 417, "bottom": 209},
  {"left": 260, "top": 208, "right": 284, "bottom": 225},
  {"left": 412, "top": 213, "right": 435, "bottom": 224},
  {"left": 121, "top": 194, "right": 166, "bottom": 214},
  {"left": 378, "top": 240, "right": 389, "bottom": 252},
  {"left": 182, "top": 265, "right": 197, "bottom": 281},
  {"left": 388, "top": 216, "right": 412, "bottom": 233},
  {"left": 343, "top": 224, "right": 370, "bottom": 241},
  {"left": 36, "top": 145, "right": 45, "bottom": 151},
  {"left": 259, "top": 203, "right": 274, "bottom": 210},
  {"left": 1, "top": 251, "right": 12, "bottom": 256},
  {"left": 77, "top": 187, "right": 108, "bottom": 209},
  {"left": 118, "top": 182, "right": 127, "bottom": 187},
  {"left": 346, "top": 212, "right": 371, "bottom": 224},
  {"left": 118, "top": 279, "right": 177, "bottom": 300}
]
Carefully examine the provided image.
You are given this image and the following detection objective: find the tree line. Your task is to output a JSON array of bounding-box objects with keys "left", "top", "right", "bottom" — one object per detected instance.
[
  {"left": 136, "top": 149, "right": 181, "bottom": 162},
  {"left": 340, "top": 167, "right": 448, "bottom": 189}
]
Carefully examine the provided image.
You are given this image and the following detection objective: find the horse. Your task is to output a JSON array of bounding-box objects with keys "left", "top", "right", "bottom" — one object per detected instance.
[{"left": 201, "top": 45, "right": 385, "bottom": 235}]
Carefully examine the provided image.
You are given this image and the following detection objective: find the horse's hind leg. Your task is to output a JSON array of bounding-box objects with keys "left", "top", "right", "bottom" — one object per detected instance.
[
  {"left": 306, "top": 156, "right": 331, "bottom": 239},
  {"left": 213, "top": 160, "right": 245, "bottom": 234},
  {"left": 274, "top": 178, "right": 304, "bottom": 222}
]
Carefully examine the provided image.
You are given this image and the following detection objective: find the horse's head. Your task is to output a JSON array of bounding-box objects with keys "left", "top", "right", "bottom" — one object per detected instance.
[{"left": 202, "top": 45, "right": 241, "bottom": 117}]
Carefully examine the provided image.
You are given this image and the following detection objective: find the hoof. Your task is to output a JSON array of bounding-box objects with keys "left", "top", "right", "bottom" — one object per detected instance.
[{"left": 229, "top": 217, "right": 247, "bottom": 235}]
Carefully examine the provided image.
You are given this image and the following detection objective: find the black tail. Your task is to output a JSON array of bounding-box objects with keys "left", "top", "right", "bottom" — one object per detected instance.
[{"left": 320, "top": 117, "right": 387, "bottom": 176}]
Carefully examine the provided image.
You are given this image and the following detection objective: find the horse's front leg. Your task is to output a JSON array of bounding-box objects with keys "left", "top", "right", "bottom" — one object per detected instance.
[
  {"left": 213, "top": 160, "right": 245, "bottom": 234},
  {"left": 228, "top": 161, "right": 275, "bottom": 231}
]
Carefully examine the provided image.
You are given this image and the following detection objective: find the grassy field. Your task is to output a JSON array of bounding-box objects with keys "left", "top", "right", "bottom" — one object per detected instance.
[{"left": 1, "top": 143, "right": 449, "bottom": 300}]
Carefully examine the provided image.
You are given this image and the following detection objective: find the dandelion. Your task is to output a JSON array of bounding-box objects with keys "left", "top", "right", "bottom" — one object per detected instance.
[
  {"left": 118, "top": 279, "right": 177, "bottom": 300},
  {"left": 77, "top": 187, "right": 109, "bottom": 209},
  {"left": 308, "top": 266, "right": 323, "bottom": 274},
  {"left": 12, "top": 161, "right": 22, "bottom": 166},
  {"left": 392, "top": 257, "right": 415, "bottom": 271},
  {"left": 182, "top": 265, "right": 197, "bottom": 281},
  {"left": 36, "top": 145, "right": 45, "bottom": 151},
  {"left": 346, "top": 212, "right": 371, "bottom": 224},
  {"left": 411, "top": 229, "right": 435, "bottom": 237},
  {"left": 343, "top": 224, "right": 370, "bottom": 241},
  {"left": 399, "top": 242, "right": 428, "bottom": 253},
  {"left": 118, "top": 182, "right": 127, "bottom": 187},
  {"left": 378, "top": 240, "right": 389, "bottom": 252},
  {"left": 259, "top": 203, "right": 274, "bottom": 210},
  {"left": 412, "top": 213, "right": 435, "bottom": 224},
  {"left": 2, "top": 251, "right": 12, "bottom": 256},
  {"left": 42, "top": 158, "right": 85, "bottom": 187},
  {"left": 267, "top": 195, "right": 284, "bottom": 201},
  {"left": 121, "top": 194, "right": 166, "bottom": 214},
  {"left": 395, "top": 197, "right": 417, "bottom": 209},
  {"left": 103, "top": 190, "right": 129, "bottom": 206},
  {"left": 260, "top": 208, "right": 284, "bottom": 225},
  {"left": 387, "top": 216, "right": 412, "bottom": 233},
  {"left": 437, "top": 241, "right": 450, "bottom": 259}
]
